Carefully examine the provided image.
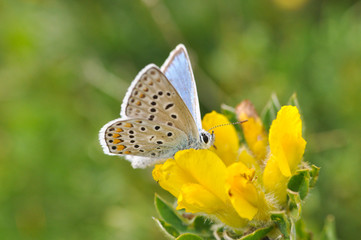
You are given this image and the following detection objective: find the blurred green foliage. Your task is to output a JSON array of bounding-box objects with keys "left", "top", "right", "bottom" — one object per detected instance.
[{"left": 1, "top": 0, "right": 360, "bottom": 239}]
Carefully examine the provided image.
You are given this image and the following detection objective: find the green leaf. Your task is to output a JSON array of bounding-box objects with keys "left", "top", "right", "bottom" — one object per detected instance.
[
  {"left": 271, "top": 212, "right": 290, "bottom": 239},
  {"left": 193, "top": 216, "right": 213, "bottom": 233},
  {"left": 320, "top": 215, "right": 338, "bottom": 240},
  {"left": 309, "top": 165, "right": 320, "bottom": 188},
  {"left": 155, "top": 194, "right": 187, "bottom": 231},
  {"left": 295, "top": 219, "right": 312, "bottom": 240},
  {"left": 287, "top": 169, "right": 310, "bottom": 200},
  {"left": 239, "top": 225, "right": 274, "bottom": 240},
  {"left": 287, "top": 93, "right": 301, "bottom": 109},
  {"left": 176, "top": 233, "right": 203, "bottom": 240},
  {"left": 261, "top": 93, "right": 281, "bottom": 132},
  {"left": 153, "top": 217, "right": 180, "bottom": 238},
  {"left": 287, "top": 190, "right": 302, "bottom": 219}
]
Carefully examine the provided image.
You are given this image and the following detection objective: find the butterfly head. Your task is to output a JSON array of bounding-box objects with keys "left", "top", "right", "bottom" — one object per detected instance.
[{"left": 199, "top": 129, "right": 215, "bottom": 149}]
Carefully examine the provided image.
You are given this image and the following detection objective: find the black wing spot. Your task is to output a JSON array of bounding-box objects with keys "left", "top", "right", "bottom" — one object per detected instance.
[
  {"left": 166, "top": 92, "right": 171, "bottom": 96},
  {"left": 156, "top": 141, "right": 163, "bottom": 145},
  {"left": 140, "top": 127, "right": 146, "bottom": 131},
  {"left": 150, "top": 108, "right": 156, "bottom": 113},
  {"left": 171, "top": 114, "right": 177, "bottom": 119},
  {"left": 109, "top": 128, "right": 115, "bottom": 131},
  {"left": 151, "top": 153, "right": 156, "bottom": 156},
  {"left": 153, "top": 95, "right": 158, "bottom": 99},
  {"left": 167, "top": 132, "right": 173, "bottom": 137},
  {"left": 111, "top": 146, "right": 116, "bottom": 150},
  {"left": 130, "top": 140, "right": 135, "bottom": 143},
  {"left": 158, "top": 91, "right": 163, "bottom": 96},
  {"left": 134, "top": 145, "right": 139, "bottom": 148},
  {"left": 107, "top": 133, "right": 113, "bottom": 137},
  {"left": 167, "top": 122, "right": 173, "bottom": 126},
  {"left": 154, "top": 126, "right": 161, "bottom": 130},
  {"left": 129, "top": 135, "right": 134, "bottom": 138},
  {"left": 148, "top": 115, "right": 155, "bottom": 121},
  {"left": 140, "top": 149, "right": 144, "bottom": 152},
  {"left": 109, "top": 140, "right": 113, "bottom": 143},
  {"left": 129, "top": 130, "right": 134, "bottom": 134},
  {"left": 165, "top": 103, "right": 174, "bottom": 110},
  {"left": 151, "top": 101, "right": 156, "bottom": 106}
]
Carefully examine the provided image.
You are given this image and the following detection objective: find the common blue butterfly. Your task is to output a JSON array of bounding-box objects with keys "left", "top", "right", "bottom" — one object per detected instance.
[{"left": 99, "top": 44, "right": 214, "bottom": 168}]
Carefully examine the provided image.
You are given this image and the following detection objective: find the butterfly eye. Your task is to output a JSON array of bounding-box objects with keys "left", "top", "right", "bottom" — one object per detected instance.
[{"left": 201, "top": 133, "right": 209, "bottom": 144}]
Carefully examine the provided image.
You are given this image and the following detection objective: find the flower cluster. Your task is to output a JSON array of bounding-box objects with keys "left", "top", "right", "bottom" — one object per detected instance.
[{"left": 153, "top": 101, "right": 307, "bottom": 229}]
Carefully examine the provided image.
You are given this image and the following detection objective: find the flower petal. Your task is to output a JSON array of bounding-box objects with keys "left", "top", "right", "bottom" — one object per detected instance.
[
  {"left": 177, "top": 183, "right": 247, "bottom": 228},
  {"left": 153, "top": 149, "right": 228, "bottom": 202},
  {"left": 236, "top": 100, "right": 268, "bottom": 161},
  {"left": 262, "top": 156, "right": 289, "bottom": 202},
  {"left": 153, "top": 159, "right": 189, "bottom": 198},
  {"left": 176, "top": 183, "right": 224, "bottom": 213},
  {"left": 238, "top": 147, "right": 259, "bottom": 171},
  {"left": 174, "top": 149, "right": 228, "bottom": 202},
  {"left": 226, "top": 162, "right": 259, "bottom": 220},
  {"left": 263, "top": 106, "right": 306, "bottom": 203},
  {"left": 202, "top": 111, "right": 239, "bottom": 166},
  {"left": 268, "top": 106, "right": 306, "bottom": 177}
]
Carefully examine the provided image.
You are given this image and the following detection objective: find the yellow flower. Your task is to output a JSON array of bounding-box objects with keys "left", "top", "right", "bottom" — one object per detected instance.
[
  {"left": 263, "top": 106, "right": 306, "bottom": 203},
  {"left": 226, "top": 162, "right": 270, "bottom": 221},
  {"left": 153, "top": 149, "right": 248, "bottom": 228},
  {"left": 153, "top": 105, "right": 307, "bottom": 228},
  {"left": 236, "top": 100, "right": 268, "bottom": 162},
  {"left": 153, "top": 111, "right": 271, "bottom": 227},
  {"left": 202, "top": 111, "right": 239, "bottom": 166}
]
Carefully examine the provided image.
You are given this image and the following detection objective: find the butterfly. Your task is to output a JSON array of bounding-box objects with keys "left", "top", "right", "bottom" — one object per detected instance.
[{"left": 99, "top": 44, "right": 214, "bottom": 168}]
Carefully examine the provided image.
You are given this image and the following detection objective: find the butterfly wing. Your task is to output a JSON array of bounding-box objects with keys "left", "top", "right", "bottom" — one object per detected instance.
[
  {"left": 120, "top": 65, "right": 199, "bottom": 138},
  {"left": 161, "top": 44, "right": 202, "bottom": 132},
  {"left": 100, "top": 118, "right": 188, "bottom": 159}
]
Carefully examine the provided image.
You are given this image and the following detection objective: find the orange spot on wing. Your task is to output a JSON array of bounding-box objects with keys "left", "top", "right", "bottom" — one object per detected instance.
[
  {"left": 124, "top": 151, "right": 131, "bottom": 154},
  {"left": 123, "top": 123, "right": 133, "bottom": 128},
  {"left": 113, "top": 139, "right": 123, "bottom": 144},
  {"left": 139, "top": 93, "right": 145, "bottom": 98},
  {"left": 136, "top": 101, "right": 141, "bottom": 106},
  {"left": 113, "top": 134, "right": 120, "bottom": 138},
  {"left": 117, "top": 145, "right": 126, "bottom": 151},
  {"left": 116, "top": 128, "right": 123, "bottom": 132}
]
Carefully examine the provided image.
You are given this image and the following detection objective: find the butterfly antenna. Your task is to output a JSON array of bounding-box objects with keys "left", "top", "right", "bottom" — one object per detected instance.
[{"left": 207, "top": 120, "right": 248, "bottom": 132}]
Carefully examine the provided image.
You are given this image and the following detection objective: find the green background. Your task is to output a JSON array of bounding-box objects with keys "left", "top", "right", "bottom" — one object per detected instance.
[{"left": 1, "top": 0, "right": 360, "bottom": 239}]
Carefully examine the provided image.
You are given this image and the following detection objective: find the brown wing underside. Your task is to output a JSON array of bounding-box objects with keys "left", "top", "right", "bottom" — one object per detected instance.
[
  {"left": 103, "top": 118, "right": 188, "bottom": 158},
  {"left": 122, "top": 66, "right": 198, "bottom": 139}
]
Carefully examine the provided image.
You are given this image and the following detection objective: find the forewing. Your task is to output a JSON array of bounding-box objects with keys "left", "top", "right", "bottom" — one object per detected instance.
[
  {"left": 100, "top": 118, "right": 188, "bottom": 158},
  {"left": 161, "top": 44, "right": 202, "bottom": 132},
  {"left": 120, "top": 65, "right": 198, "bottom": 138}
]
